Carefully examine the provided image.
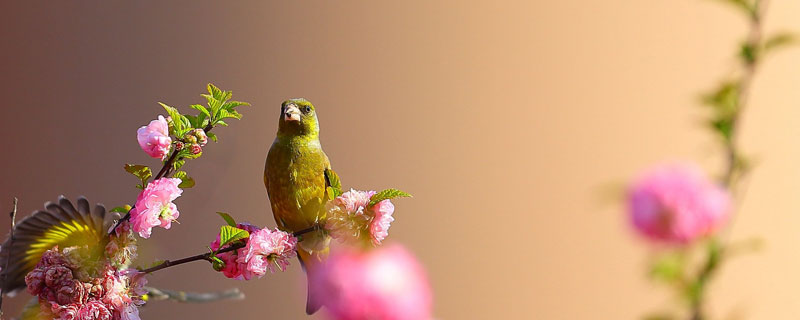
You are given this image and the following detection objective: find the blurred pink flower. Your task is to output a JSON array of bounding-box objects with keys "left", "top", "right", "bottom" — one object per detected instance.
[
  {"left": 237, "top": 228, "right": 297, "bottom": 280},
  {"left": 310, "top": 245, "right": 433, "bottom": 320},
  {"left": 130, "top": 178, "right": 183, "bottom": 238},
  {"left": 325, "top": 189, "right": 396, "bottom": 246},
  {"left": 136, "top": 115, "right": 171, "bottom": 160},
  {"left": 628, "top": 163, "right": 731, "bottom": 244}
]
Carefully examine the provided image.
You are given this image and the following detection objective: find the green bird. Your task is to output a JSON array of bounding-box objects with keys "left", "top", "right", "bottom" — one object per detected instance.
[{"left": 264, "top": 98, "right": 332, "bottom": 315}]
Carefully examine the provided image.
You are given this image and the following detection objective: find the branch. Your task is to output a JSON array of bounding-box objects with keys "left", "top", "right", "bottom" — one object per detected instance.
[
  {"left": 0, "top": 197, "right": 18, "bottom": 317},
  {"left": 144, "top": 286, "right": 244, "bottom": 303},
  {"left": 691, "top": 2, "right": 769, "bottom": 319},
  {"left": 111, "top": 123, "right": 217, "bottom": 236}
]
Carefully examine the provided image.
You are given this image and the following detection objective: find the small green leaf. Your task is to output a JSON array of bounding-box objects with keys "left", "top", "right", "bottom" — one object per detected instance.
[
  {"left": 324, "top": 169, "right": 343, "bottom": 198},
  {"left": 215, "top": 120, "right": 228, "bottom": 127},
  {"left": 190, "top": 104, "right": 211, "bottom": 118},
  {"left": 207, "top": 132, "right": 218, "bottom": 142},
  {"left": 221, "top": 100, "right": 250, "bottom": 111},
  {"left": 739, "top": 42, "right": 757, "bottom": 65},
  {"left": 764, "top": 32, "right": 797, "bottom": 52},
  {"left": 211, "top": 256, "right": 226, "bottom": 271},
  {"left": 648, "top": 253, "right": 684, "bottom": 283},
  {"left": 369, "top": 188, "right": 412, "bottom": 207},
  {"left": 219, "top": 109, "right": 243, "bottom": 120},
  {"left": 172, "top": 159, "right": 186, "bottom": 171},
  {"left": 124, "top": 164, "right": 153, "bottom": 187},
  {"left": 172, "top": 171, "right": 195, "bottom": 188},
  {"left": 216, "top": 212, "right": 237, "bottom": 227},
  {"left": 110, "top": 205, "right": 132, "bottom": 214},
  {"left": 219, "top": 225, "right": 250, "bottom": 248},
  {"left": 159, "top": 102, "right": 183, "bottom": 134}
]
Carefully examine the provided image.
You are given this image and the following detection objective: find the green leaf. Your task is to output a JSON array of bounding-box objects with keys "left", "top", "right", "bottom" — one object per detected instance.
[
  {"left": 207, "top": 132, "right": 218, "bottom": 142},
  {"left": 739, "top": 42, "right": 757, "bottom": 65},
  {"left": 172, "top": 159, "right": 186, "bottom": 171},
  {"left": 713, "top": 0, "right": 753, "bottom": 16},
  {"left": 764, "top": 32, "right": 797, "bottom": 52},
  {"left": 211, "top": 256, "right": 226, "bottom": 271},
  {"left": 159, "top": 102, "right": 183, "bottom": 135},
  {"left": 215, "top": 120, "right": 228, "bottom": 127},
  {"left": 324, "top": 168, "right": 343, "bottom": 199},
  {"left": 221, "top": 100, "right": 250, "bottom": 111},
  {"left": 190, "top": 104, "right": 211, "bottom": 118},
  {"left": 219, "top": 109, "right": 243, "bottom": 120},
  {"left": 218, "top": 225, "right": 250, "bottom": 248},
  {"left": 648, "top": 253, "right": 685, "bottom": 283},
  {"left": 216, "top": 212, "right": 237, "bottom": 227},
  {"left": 369, "top": 188, "right": 412, "bottom": 207},
  {"left": 172, "top": 171, "right": 195, "bottom": 188},
  {"left": 110, "top": 205, "right": 132, "bottom": 214},
  {"left": 124, "top": 164, "right": 153, "bottom": 188}
]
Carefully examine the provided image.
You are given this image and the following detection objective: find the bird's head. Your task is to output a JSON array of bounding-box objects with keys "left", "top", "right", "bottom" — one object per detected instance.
[{"left": 277, "top": 98, "right": 319, "bottom": 138}]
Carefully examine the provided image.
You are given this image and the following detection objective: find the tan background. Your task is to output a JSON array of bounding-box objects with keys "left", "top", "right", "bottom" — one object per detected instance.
[{"left": 1, "top": 0, "right": 800, "bottom": 319}]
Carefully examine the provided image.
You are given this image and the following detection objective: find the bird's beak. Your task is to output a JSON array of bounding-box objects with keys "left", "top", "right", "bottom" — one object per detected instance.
[{"left": 284, "top": 104, "right": 301, "bottom": 122}]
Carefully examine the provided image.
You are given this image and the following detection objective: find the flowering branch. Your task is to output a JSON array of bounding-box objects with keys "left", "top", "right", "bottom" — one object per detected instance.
[
  {"left": 140, "top": 225, "right": 320, "bottom": 274},
  {"left": 0, "top": 197, "right": 17, "bottom": 317}
]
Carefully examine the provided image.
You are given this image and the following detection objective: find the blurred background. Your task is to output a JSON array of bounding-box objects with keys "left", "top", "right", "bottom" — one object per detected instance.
[{"left": 1, "top": 0, "right": 800, "bottom": 318}]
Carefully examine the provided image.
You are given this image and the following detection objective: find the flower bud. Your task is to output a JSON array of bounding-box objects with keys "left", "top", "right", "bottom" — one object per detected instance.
[{"left": 190, "top": 144, "right": 202, "bottom": 155}]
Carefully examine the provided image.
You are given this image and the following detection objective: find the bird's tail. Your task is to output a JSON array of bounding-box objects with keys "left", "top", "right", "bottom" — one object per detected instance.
[{"left": 297, "top": 247, "right": 328, "bottom": 315}]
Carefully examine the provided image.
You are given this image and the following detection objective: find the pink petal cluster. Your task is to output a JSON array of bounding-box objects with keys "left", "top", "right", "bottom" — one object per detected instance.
[
  {"left": 136, "top": 115, "right": 171, "bottom": 160},
  {"left": 25, "top": 247, "right": 147, "bottom": 320},
  {"left": 628, "top": 163, "right": 731, "bottom": 244},
  {"left": 310, "top": 245, "right": 433, "bottom": 320},
  {"left": 130, "top": 178, "right": 183, "bottom": 238},
  {"left": 209, "top": 223, "right": 261, "bottom": 280},
  {"left": 209, "top": 224, "right": 297, "bottom": 280},
  {"left": 237, "top": 228, "right": 298, "bottom": 279},
  {"left": 325, "top": 189, "right": 395, "bottom": 246},
  {"left": 105, "top": 221, "right": 137, "bottom": 268}
]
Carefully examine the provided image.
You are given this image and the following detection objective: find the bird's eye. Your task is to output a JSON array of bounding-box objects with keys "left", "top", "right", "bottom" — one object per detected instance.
[{"left": 304, "top": 106, "right": 312, "bottom": 113}]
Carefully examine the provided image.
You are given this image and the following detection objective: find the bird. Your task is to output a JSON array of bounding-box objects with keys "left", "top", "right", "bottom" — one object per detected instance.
[{"left": 264, "top": 98, "right": 334, "bottom": 315}]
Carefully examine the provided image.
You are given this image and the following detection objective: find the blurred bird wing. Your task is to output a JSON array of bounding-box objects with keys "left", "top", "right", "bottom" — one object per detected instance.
[{"left": 0, "top": 196, "right": 118, "bottom": 295}]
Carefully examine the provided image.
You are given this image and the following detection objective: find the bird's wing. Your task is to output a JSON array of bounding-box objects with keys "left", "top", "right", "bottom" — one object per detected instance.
[{"left": 0, "top": 196, "right": 119, "bottom": 295}]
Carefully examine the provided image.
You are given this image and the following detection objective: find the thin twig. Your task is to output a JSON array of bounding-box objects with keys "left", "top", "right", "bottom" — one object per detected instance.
[
  {"left": 0, "top": 197, "right": 18, "bottom": 317},
  {"left": 144, "top": 286, "right": 244, "bottom": 303},
  {"left": 690, "top": 1, "right": 768, "bottom": 319}
]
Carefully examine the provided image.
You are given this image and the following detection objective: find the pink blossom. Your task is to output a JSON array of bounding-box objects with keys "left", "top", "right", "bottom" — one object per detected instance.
[
  {"left": 209, "top": 223, "right": 261, "bottom": 280},
  {"left": 77, "top": 301, "right": 113, "bottom": 320},
  {"left": 136, "top": 115, "right": 171, "bottom": 160},
  {"left": 130, "top": 178, "right": 183, "bottom": 238},
  {"left": 369, "top": 200, "right": 395, "bottom": 245},
  {"left": 628, "top": 163, "right": 731, "bottom": 244},
  {"left": 325, "top": 189, "right": 396, "bottom": 246},
  {"left": 237, "top": 228, "right": 297, "bottom": 280},
  {"left": 310, "top": 245, "right": 433, "bottom": 320}
]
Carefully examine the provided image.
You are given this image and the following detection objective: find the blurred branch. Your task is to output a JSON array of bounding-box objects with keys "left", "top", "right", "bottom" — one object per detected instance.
[
  {"left": 144, "top": 286, "right": 244, "bottom": 303},
  {"left": 691, "top": 1, "right": 769, "bottom": 319}
]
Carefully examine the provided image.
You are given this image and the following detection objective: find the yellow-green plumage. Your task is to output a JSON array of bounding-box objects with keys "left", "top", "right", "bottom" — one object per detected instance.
[{"left": 264, "top": 98, "right": 331, "bottom": 315}]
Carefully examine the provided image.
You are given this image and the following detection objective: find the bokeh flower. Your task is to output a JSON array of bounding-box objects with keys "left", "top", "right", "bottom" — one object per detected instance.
[
  {"left": 136, "top": 115, "right": 171, "bottom": 160},
  {"left": 310, "top": 244, "right": 433, "bottom": 320},
  {"left": 130, "top": 178, "right": 183, "bottom": 238},
  {"left": 628, "top": 163, "right": 730, "bottom": 244},
  {"left": 325, "top": 189, "right": 396, "bottom": 246},
  {"left": 237, "top": 228, "right": 297, "bottom": 280}
]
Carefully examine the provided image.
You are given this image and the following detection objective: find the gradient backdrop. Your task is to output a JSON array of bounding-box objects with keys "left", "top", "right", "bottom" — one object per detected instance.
[{"left": 1, "top": 1, "right": 800, "bottom": 319}]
